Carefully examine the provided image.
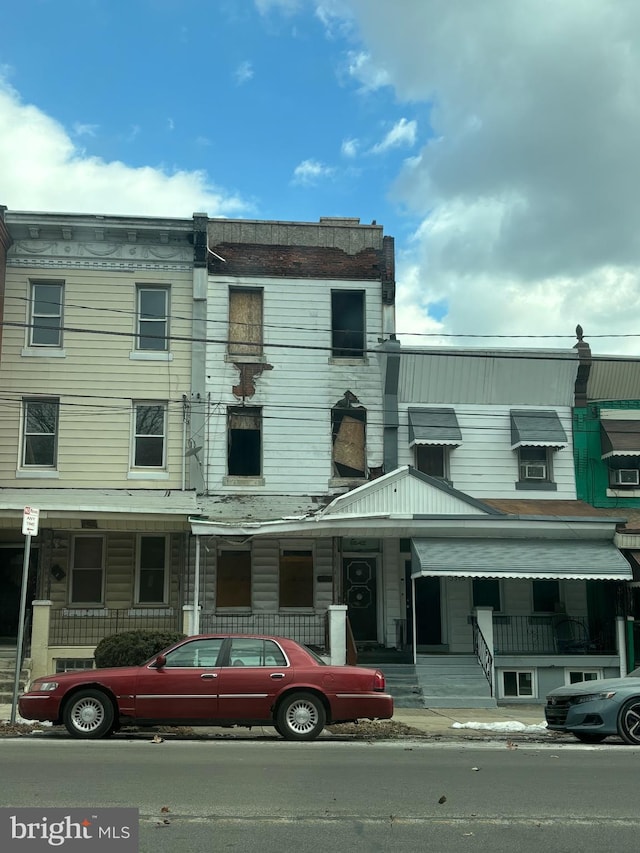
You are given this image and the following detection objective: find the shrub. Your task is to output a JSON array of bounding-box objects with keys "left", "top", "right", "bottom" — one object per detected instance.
[{"left": 93, "top": 630, "right": 185, "bottom": 668}]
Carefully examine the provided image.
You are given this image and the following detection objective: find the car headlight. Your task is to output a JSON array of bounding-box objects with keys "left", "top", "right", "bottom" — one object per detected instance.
[
  {"left": 573, "top": 691, "right": 616, "bottom": 705},
  {"left": 35, "top": 681, "right": 59, "bottom": 692}
]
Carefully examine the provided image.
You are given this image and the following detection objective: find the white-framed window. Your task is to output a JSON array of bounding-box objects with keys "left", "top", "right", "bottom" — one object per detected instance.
[
  {"left": 29, "top": 281, "right": 64, "bottom": 347},
  {"left": 331, "top": 290, "right": 365, "bottom": 358},
  {"left": 228, "top": 287, "right": 263, "bottom": 358},
  {"left": 136, "top": 535, "right": 169, "bottom": 604},
  {"left": 501, "top": 669, "right": 535, "bottom": 698},
  {"left": 216, "top": 548, "right": 252, "bottom": 609},
  {"left": 132, "top": 402, "right": 166, "bottom": 468},
  {"left": 21, "top": 398, "right": 59, "bottom": 468},
  {"left": 70, "top": 535, "right": 105, "bottom": 605},
  {"left": 136, "top": 286, "right": 169, "bottom": 351},
  {"left": 565, "top": 669, "right": 602, "bottom": 685},
  {"left": 279, "top": 547, "right": 314, "bottom": 609},
  {"left": 518, "top": 446, "right": 551, "bottom": 483}
]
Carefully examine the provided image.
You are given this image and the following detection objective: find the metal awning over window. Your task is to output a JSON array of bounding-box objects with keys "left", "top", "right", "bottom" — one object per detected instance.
[
  {"left": 411, "top": 538, "right": 632, "bottom": 580},
  {"left": 510, "top": 410, "right": 567, "bottom": 449},
  {"left": 408, "top": 408, "right": 462, "bottom": 447},
  {"left": 600, "top": 420, "right": 640, "bottom": 459}
]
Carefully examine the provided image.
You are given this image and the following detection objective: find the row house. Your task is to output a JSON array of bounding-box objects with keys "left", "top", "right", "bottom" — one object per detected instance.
[{"left": 0, "top": 208, "right": 199, "bottom": 682}]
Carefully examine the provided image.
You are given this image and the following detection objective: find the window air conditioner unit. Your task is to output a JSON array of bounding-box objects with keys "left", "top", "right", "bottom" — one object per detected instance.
[
  {"left": 612, "top": 468, "right": 640, "bottom": 486},
  {"left": 524, "top": 463, "right": 547, "bottom": 480}
]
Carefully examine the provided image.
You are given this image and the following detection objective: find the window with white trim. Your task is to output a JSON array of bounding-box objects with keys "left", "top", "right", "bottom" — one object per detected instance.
[
  {"left": 566, "top": 670, "right": 601, "bottom": 685},
  {"left": 415, "top": 445, "right": 447, "bottom": 478},
  {"left": 22, "top": 398, "right": 59, "bottom": 468},
  {"left": 132, "top": 402, "right": 166, "bottom": 468},
  {"left": 29, "top": 281, "right": 64, "bottom": 347},
  {"left": 518, "top": 446, "right": 551, "bottom": 483},
  {"left": 136, "top": 535, "right": 169, "bottom": 604},
  {"left": 136, "top": 286, "right": 169, "bottom": 351},
  {"left": 502, "top": 670, "right": 534, "bottom": 698},
  {"left": 70, "top": 535, "right": 104, "bottom": 604}
]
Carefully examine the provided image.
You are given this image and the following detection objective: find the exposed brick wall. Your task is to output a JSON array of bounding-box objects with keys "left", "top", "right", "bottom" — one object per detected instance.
[{"left": 208, "top": 243, "right": 385, "bottom": 280}]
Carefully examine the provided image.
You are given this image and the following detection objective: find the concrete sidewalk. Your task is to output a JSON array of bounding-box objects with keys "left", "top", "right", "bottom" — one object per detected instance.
[{"left": 0, "top": 702, "right": 551, "bottom": 741}]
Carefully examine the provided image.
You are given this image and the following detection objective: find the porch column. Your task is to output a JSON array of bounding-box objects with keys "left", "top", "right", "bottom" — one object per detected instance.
[
  {"left": 30, "top": 600, "right": 52, "bottom": 683},
  {"left": 618, "top": 616, "right": 629, "bottom": 676},
  {"left": 328, "top": 604, "right": 348, "bottom": 666},
  {"left": 474, "top": 606, "right": 496, "bottom": 694},
  {"left": 182, "top": 605, "right": 194, "bottom": 636}
]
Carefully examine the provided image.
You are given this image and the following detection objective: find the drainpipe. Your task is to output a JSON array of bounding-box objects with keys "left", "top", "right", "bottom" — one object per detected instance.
[{"left": 381, "top": 337, "right": 401, "bottom": 473}]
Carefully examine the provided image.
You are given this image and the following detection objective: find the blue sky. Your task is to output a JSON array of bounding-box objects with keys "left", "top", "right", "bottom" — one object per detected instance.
[{"left": 2, "top": 0, "right": 640, "bottom": 351}]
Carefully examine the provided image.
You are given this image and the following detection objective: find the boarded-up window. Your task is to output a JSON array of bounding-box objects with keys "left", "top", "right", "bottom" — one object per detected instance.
[
  {"left": 229, "top": 288, "right": 263, "bottom": 357},
  {"left": 279, "top": 550, "right": 314, "bottom": 608},
  {"left": 217, "top": 550, "right": 251, "bottom": 608},
  {"left": 228, "top": 407, "right": 261, "bottom": 476},
  {"left": 332, "top": 397, "right": 366, "bottom": 477}
]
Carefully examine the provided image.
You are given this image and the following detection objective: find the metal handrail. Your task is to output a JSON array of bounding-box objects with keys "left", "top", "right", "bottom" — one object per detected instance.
[{"left": 471, "top": 616, "right": 493, "bottom": 696}]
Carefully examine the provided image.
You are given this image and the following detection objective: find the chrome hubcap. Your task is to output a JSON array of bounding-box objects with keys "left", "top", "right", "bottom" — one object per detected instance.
[
  {"left": 72, "top": 699, "right": 104, "bottom": 731},
  {"left": 286, "top": 700, "right": 317, "bottom": 734}
]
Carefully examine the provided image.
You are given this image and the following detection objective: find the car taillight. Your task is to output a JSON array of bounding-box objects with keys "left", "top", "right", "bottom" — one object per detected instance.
[{"left": 373, "top": 670, "right": 386, "bottom": 691}]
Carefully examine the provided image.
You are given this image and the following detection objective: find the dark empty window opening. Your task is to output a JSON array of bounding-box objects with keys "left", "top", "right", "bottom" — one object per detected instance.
[
  {"left": 332, "top": 291, "right": 365, "bottom": 358},
  {"left": 228, "top": 407, "right": 262, "bottom": 476},
  {"left": 332, "top": 393, "right": 366, "bottom": 478},
  {"left": 415, "top": 445, "right": 446, "bottom": 478}
]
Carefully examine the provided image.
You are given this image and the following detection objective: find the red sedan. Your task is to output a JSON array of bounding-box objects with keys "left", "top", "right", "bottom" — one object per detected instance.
[{"left": 19, "top": 634, "right": 394, "bottom": 741}]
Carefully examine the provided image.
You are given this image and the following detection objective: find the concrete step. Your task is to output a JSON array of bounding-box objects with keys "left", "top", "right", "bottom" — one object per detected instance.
[
  {"left": 415, "top": 654, "right": 497, "bottom": 709},
  {"left": 361, "top": 663, "right": 424, "bottom": 709}
]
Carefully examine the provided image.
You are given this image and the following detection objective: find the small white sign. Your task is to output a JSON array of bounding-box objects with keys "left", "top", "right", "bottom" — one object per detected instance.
[{"left": 22, "top": 506, "right": 40, "bottom": 536}]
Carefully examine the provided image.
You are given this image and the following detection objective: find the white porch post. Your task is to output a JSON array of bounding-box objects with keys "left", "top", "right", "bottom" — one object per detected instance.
[
  {"left": 411, "top": 577, "right": 417, "bottom": 666},
  {"left": 328, "top": 604, "right": 348, "bottom": 665},
  {"left": 29, "top": 600, "right": 52, "bottom": 682},
  {"left": 192, "top": 535, "right": 201, "bottom": 636},
  {"left": 182, "top": 605, "right": 194, "bottom": 635},
  {"left": 617, "top": 616, "right": 628, "bottom": 676}
]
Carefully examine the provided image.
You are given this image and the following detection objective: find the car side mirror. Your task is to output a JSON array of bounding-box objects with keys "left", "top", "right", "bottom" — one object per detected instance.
[{"left": 155, "top": 653, "right": 166, "bottom": 669}]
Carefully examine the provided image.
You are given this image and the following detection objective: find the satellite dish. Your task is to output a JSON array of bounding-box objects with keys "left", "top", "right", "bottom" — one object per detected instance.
[{"left": 184, "top": 444, "right": 203, "bottom": 458}]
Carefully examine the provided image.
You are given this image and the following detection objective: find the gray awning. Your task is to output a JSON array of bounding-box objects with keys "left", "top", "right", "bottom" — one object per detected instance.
[
  {"left": 600, "top": 420, "right": 640, "bottom": 458},
  {"left": 408, "top": 408, "right": 462, "bottom": 446},
  {"left": 411, "top": 538, "right": 632, "bottom": 580},
  {"left": 510, "top": 410, "right": 568, "bottom": 449}
]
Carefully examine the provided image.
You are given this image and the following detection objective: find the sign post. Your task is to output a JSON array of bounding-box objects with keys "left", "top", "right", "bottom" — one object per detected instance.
[{"left": 10, "top": 507, "right": 39, "bottom": 724}]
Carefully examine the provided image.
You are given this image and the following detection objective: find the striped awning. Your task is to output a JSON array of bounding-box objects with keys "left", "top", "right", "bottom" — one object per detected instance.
[
  {"left": 408, "top": 408, "right": 462, "bottom": 446},
  {"left": 411, "top": 538, "right": 632, "bottom": 580}
]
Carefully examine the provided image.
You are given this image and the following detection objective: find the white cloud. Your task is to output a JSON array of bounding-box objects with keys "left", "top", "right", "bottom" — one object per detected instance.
[
  {"left": 254, "top": 0, "right": 301, "bottom": 15},
  {"left": 234, "top": 61, "right": 254, "bottom": 85},
  {"left": 291, "top": 158, "right": 335, "bottom": 186},
  {"left": 167, "top": 118, "right": 175, "bottom": 131},
  {"left": 0, "top": 78, "right": 249, "bottom": 218},
  {"left": 341, "top": 137, "right": 359, "bottom": 158},
  {"left": 72, "top": 122, "right": 98, "bottom": 137},
  {"left": 345, "top": 50, "right": 390, "bottom": 92},
  {"left": 339, "top": 0, "right": 640, "bottom": 353},
  {"left": 370, "top": 117, "right": 417, "bottom": 154}
]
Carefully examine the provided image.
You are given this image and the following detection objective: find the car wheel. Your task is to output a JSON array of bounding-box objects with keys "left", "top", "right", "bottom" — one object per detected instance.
[
  {"left": 276, "top": 692, "right": 326, "bottom": 741},
  {"left": 573, "top": 732, "right": 607, "bottom": 744},
  {"left": 63, "top": 689, "right": 115, "bottom": 739},
  {"left": 617, "top": 697, "right": 640, "bottom": 745}
]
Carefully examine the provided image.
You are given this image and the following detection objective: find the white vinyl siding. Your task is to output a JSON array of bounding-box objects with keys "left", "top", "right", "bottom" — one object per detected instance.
[
  {"left": 0, "top": 265, "right": 191, "bottom": 488},
  {"left": 204, "top": 276, "right": 384, "bottom": 494}
]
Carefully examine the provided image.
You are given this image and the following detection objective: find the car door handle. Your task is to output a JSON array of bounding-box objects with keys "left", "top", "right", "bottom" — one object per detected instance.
[
  {"left": 270, "top": 673, "right": 285, "bottom": 679},
  {"left": 201, "top": 673, "right": 218, "bottom": 679}
]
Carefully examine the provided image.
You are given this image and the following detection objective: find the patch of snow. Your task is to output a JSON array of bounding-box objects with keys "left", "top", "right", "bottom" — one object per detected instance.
[{"left": 451, "top": 721, "right": 548, "bottom": 733}]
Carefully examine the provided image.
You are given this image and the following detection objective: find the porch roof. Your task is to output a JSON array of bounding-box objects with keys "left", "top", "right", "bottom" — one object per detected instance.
[
  {"left": 408, "top": 408, "right": 462, "bottom": 446},
  {"left": 0, "top": 488, "right": 199, "bottom": 516},
  {"left": 411, "top": 537, "right": 632, "bottom": 581}
]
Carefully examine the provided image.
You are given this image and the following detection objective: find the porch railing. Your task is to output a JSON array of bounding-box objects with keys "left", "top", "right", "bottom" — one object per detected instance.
[
  {"left": 198, "top": 612, "right": 328, "bottom": 651},
  {"left": 492, "top": 614, "right": 617, "bottom": 655},
  {"left": 49, "top": 609, "right": 181, "bottom": 646},
  {"left": 470, "top": 616, "right": 493, "bottom": 696}
]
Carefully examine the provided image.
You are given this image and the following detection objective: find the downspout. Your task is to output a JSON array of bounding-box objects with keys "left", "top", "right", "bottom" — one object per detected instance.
[{"left": 381, "top": 337, "right": 401, "bottom": 473}]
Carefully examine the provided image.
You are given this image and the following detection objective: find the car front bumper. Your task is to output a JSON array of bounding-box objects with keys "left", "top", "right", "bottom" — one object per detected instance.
[
  {"left": 545, "top": 696, "right": 618, "bottom": 736},
  {"left": 18, "top": 692, "right": 62, "bottom": 723}
]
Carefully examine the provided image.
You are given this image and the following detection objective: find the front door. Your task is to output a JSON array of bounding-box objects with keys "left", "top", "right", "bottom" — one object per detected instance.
[
  {"left": 343, "top": 556, "right": 377, "bottom": 642},
  {"left": 0, "top": 546, "right": 38, "bottom": 642},
  {"left": 413, "top": 576, "right": 442, "bottom": 647}
]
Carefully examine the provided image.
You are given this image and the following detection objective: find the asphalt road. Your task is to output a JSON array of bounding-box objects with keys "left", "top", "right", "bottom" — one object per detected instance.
[{"left": 0, "top": 736, "right": 638, "bottom": 852}]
